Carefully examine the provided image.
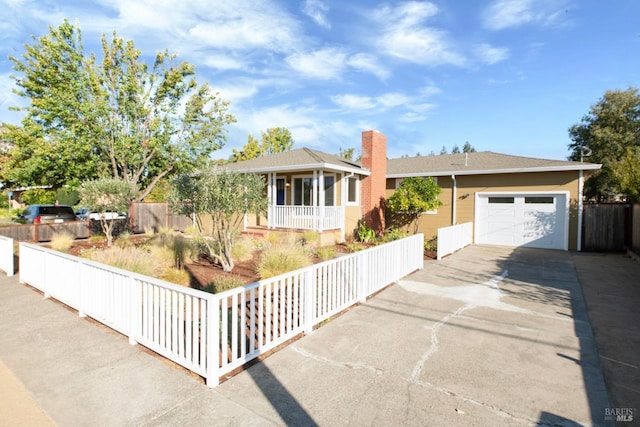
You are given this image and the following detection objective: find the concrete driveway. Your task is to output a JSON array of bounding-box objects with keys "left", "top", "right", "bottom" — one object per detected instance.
[
  {"left": 0, "top": 245, "right": 613, "bottom": 426},
  {"left": 218, "top": 245, "right": 611, "bottom": 426}
]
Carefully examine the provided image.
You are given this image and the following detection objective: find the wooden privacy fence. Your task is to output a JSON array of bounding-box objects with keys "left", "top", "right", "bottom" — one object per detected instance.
[
  {"left": 631, "top": 204, "right": 640, "bottom": 256},
  {"left": 0, "top": 222, "right": 90, "bottom": 242},
  {"left": 582, "top": 203, "right": 628, "bottom": 251},
  {"left": 130, "top": 202, "right": 192, "bottom": 234},
  {"left": 18, "top": 233, "right": 424, "bottom": 387}
]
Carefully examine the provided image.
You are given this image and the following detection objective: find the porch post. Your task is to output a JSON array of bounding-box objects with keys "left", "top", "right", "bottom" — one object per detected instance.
[
  {"left": 318, "top": 170, "right": 324, "bottom": 232},
  {"left": 267, "top": 173, "right": 274, "bottom": 229},
  {"left": 312, "top": 171, "right": 319, "bottom": 231},
  {"left": 340, "top": 173, "right": 346, "bottom": 242}
]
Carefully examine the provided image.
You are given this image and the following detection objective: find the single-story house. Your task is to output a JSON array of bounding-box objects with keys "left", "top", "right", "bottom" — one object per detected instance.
[{"left": 224, "top": 130, "right": 601, "bottom": 251}]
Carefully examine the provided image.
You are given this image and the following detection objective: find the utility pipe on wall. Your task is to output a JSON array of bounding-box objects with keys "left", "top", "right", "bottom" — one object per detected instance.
[{"left": 451, "top": 174, "right": 457, "bottom": 225}]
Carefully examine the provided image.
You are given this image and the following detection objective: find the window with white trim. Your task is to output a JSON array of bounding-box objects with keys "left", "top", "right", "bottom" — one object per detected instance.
[{"left": 346, "top": 176, "right": 359, "bottom": 205}]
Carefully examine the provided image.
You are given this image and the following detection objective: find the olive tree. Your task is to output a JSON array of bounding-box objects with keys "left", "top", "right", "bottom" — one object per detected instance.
[
  {"left": 169, "top": 170, "right": 267, "bottom": 272},
  {"left": 386, "top": 177, "right": 442, "bottom": 234},
  {"left": 79, "top": 178, "right": 135, "bottom": 246}
]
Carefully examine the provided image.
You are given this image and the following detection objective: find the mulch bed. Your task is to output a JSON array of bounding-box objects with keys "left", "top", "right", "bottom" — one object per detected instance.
[{"left": 63, "top": 235, "right": 435, "bottom": 290}]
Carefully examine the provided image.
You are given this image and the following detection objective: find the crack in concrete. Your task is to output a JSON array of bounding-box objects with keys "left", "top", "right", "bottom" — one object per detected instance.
[
  {"left": 291, "top": 345, "right": 385, "bottom": 375},
  {"left": 410, "top": 304, "right": 473, "bottom": 382}
]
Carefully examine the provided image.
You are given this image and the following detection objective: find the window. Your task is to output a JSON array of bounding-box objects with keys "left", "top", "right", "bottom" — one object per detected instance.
[
  {"left": 488, "top": 197, "right": 515, "bottom": 204},
  {"left": 346, "top": 176, "right": 358, "bottom": 205},
  {"left": 525, "top": 196, "right": 554, "bottom": 204},
  {"left": 293, "top": 177, "right": 312, "bottom": 206},
  {"left": 324, "top": 175, "right": 335, "bottom": 206}
]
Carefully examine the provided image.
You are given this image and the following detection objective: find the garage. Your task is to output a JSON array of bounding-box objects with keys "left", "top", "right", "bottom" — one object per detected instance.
[{"left": 474, "top": 192, "right": 569, "bottom": 250}]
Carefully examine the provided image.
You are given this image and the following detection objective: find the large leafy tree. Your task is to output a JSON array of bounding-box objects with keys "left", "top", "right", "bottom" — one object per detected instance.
[
  {"left": 1, "top": 20, "right": 235, "bottom": 200},
  {"left": 386, "top": 177, "right": 442, "bottom": 234},
  {"left": 231, "top": 127, "right": 294, "bottom": 161},
  {"left": 168, "top": 171, "right": 267, "bottom": 272},
  {"left": 568, "top": 87, "right": 640, "bottom": 201}
]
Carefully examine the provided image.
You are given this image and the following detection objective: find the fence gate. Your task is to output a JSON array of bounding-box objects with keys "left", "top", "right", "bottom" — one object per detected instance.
[{"left": 583, "top": 203, "right": 628, "bottom": 251}]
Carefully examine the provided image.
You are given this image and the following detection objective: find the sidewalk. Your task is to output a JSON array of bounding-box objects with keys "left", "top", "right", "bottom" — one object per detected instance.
[
  {"left": 572, "top": 251, "right": 640, "bottom": 424},
  {"left": 0, "top": 246, "right": 624, "bottom": 426},
  {"left": 0, "top": 358, "right": 54, "bottom": 427}
]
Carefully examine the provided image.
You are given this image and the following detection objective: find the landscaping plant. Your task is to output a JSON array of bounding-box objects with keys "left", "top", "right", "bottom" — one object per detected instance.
[
  {"left": 386, "top": 177, "right": 442, "bottom": 234},
  {"left": 169, "top": 170, "right": 267, "bottom": 272},
  {"left": 256, "top": 243, "right": 312, "bottom": 279},
  {"left": 79, "top": 178, "right": 134, "bottom": 246},
  {"left": 50, "top": 232, "right": 75, "bottom": 252}
]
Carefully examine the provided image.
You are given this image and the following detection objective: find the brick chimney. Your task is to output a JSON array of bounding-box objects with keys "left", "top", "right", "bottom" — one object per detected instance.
[{"left": 360, "top": 130, "right": 387, "bottom": 234}]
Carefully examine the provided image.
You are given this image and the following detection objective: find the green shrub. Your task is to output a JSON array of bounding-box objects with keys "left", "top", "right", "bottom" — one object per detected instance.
[
  {"left": 382, "top": 228, "right": 408, "bottom": 242},
  {"left": 345, "top": 242, "right": 365, "bottom": 252},
  {"left": 203, "top": 275, "right": 244, "bottom": 294},
  {"left": 357, "top": 222, "right": 376, "bottom": 243},
  {"left": 56, "top": 188, "right": 80, "bottom": 206},
  {"left": 88, "top": 234, "right": 106, "bottom": 243},
  {"left": 424, "top": 235, "right": 438, "bottom": 252},
  {"left": 316, "top": 246, "right": 336, "bottom": 260},
  {"left": 50, "top": 232, "right": 75, "bottom": 252},
  {"left": 257, "top": 244, "right": 312, "bottom": 279},
  {"left": 21, "top": 188, "right": 56, "bottom": 205}
]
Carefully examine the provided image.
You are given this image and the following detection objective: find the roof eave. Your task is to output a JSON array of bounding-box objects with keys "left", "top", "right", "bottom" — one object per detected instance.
[
  {"left": 386, "top": 163, "right": 602, "bottom": 178},
  {"left": 228, "top": 163, "right": 371, "bottom": 176}
]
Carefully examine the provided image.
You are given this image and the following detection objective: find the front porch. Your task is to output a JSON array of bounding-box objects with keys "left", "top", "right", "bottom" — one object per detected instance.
[
  {"left": 259, "top": 171, "right": 356, "bottom": 241},
  {"left": 267, "top": 205, "right": 344, "bottom": 232}
]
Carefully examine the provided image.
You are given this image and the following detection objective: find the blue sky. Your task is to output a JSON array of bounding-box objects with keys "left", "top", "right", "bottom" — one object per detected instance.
[{"left": 0, "top": 0, "right": 638, "bottom": 161}]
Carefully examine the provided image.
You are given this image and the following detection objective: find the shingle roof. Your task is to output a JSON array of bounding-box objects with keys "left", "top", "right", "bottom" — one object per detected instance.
[
  {"left": 386, "top": 151, "right": 601, "bottom": 177},
  {"left": 220, "top": 148, "right": 367, "bottom": 174},
  {"left": 220, "top": 148, "right": 601, "bottom": 177}
]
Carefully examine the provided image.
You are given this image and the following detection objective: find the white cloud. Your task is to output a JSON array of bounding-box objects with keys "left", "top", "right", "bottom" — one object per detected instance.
[
  {"left": 474, "top": 43, "right": 509, "bottom": 64},
  {"left": 331, "top": 94, "right": 375, "bottom": 110},
  {"left": 347, "top": 53, "right": 390, "bottom": 80},
  {"left": 286, "top": 47, "right": 347, "bottom": 80},
  {"left": 302, "top": 0, "right": 330, "bottom": 29},
  {"left": 483, "top": 0, "right": 572, "bottom": 31},
  {"left": 92, "top": 0, "right": 303, "bottom": 54},
  {"left": 330, "top": 90, "right": 436, "bottom": 123},
  {"left": 378, "top": 92, "right": 411, "bottom": 108},
  {"left": 212, "top": 83, "right": 259, "bottom": 104},
  {"left": 199, "top": 54, "right": 246, "bottom": 71},
  {"left": 370, "top": 1, "right": 465, "bottom": 67},
  {"left": 0, "top": 72, "right": 25, "bottom": 124}
]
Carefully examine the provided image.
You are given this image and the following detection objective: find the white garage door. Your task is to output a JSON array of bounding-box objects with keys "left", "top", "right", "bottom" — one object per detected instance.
[{"left": 475, "top": 193, "right": 568, "bottom": 250}]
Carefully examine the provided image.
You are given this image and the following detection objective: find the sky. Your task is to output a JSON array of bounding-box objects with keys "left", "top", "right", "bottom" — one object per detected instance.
[{"left": 0, "top": 0, "right": 638, "bottom": 162}]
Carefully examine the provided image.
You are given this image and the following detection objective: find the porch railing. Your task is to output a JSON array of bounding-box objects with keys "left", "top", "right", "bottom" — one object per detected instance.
[
  {"left": 18, "top": 233, "right": 424, "bottom": 387},
  {"left": 268, "top": 205, "right": 344, "bottom": 231}
]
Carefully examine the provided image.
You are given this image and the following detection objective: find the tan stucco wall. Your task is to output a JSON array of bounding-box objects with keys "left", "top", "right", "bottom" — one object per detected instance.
[{"left": 386, "top": 171, "right": 583, "bottom": 250}]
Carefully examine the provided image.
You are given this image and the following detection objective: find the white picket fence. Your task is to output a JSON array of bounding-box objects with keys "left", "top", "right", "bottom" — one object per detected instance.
[
  {"left": 437, "top": 222, "right": 473, "bottom": 260},
  {"left": 0, "top": 235, "right": 14, "bottom": 276},
  {"left": 19, "top": 233, "right": 423, "bottom": 387}
]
